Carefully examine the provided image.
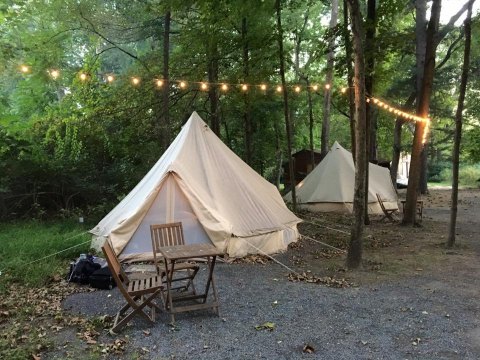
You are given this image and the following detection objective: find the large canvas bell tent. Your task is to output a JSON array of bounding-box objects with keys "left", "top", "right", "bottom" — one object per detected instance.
[
  {"left": 91, "top": 112, "right": 301, "bottom": 261},
  {"left": 284, "top": 142, "right": 398, "bottom": 214}
]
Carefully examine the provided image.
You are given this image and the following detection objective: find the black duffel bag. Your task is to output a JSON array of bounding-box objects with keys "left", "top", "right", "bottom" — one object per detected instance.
[{"left": 89, "top": 266, "right": 116, "bottom": 290}]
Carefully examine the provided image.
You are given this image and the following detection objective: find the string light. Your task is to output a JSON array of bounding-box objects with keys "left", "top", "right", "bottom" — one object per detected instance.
[
  {"left": 294, "top": 86, "right": 301, "bottom": 93},
  {"left": 49, "top": 70, "right": 59, "bottom": 79},
  {"left": 341, "top": 87, "right": 347, "bottom": 94},
  {"left": 276, "top": 85, "right": 282, "bottom": 93},
  {"left": 241, "top": 84, "right": 248, "bottom": 91},
  {"left": 312, "top": 85, "right": 319, "bottom": 91},
  {"left": 325, "top": 84, "right": 331, "bottom": 90},
  {"left": 179, "top": 81, "right": 187, "bottom": 89},
  {"left": 156, "top": 79, "right": 163, "bottom": 87},
  {"left": 260, "top": 84, "right": 267, "bottom": 91},
  {"left": 79, "top": 73, "right": 87, "bottom": 81},
  {"left": 131, "top": 77, "right": 140, "bottom": 86},
  {"left": 106, "top": 75, "right": 115, "bottom": 83},
  {"left": 20, "top": 65, "right": 30, "bottom": 73},
  {"left": 201, "top": 82, "right": 208, "bottom": 90},
  {"left": 221, "top": 83, "right": 228, "bottom": 91}
]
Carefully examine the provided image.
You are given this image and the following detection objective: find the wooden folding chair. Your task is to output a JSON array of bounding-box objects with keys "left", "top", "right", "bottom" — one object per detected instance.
[
  {"left": 150, "top": 222, "right": 199, "bottom": 295},
  {"left": 376, "top": 193, "right": 399, "bottom": 222},
  {"left": 102, "top": 241, "right": 163, "bottom": 333}
]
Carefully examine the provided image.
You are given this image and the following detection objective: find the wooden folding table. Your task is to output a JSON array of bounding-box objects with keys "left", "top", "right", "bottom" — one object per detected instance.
[{"left": 159, "top": 243, "right": 223, "bottom": 323}]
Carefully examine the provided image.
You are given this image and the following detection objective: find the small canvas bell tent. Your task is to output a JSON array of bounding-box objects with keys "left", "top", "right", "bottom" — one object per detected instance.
[
  {"left": 284, "top": 142, "right": 398, "bottom": 214},
  {"left": 91, "top": 112, "right": 301, "bottom": 261}
]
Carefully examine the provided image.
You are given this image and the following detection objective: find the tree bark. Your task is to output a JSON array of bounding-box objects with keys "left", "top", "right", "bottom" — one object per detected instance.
[
  {"left": 346, "top": 0, "right": 367, "bottom": 269},
  {"left": 321, "top": 0, "right": 339, "bottom": 158},
  {"left": 416, "top": 0, "right": 429, "bottom": 194},
  {"left": 242, "top": 17, "right": 253, "bottom": 164},
  {"left": 306, "top": 78, "right": 315, "bottom": 170},
  {"left": 275, "top": 0, "right": 296, "bottom": 210},
  {"left": 364, "top": 0, "right": 376, "bottom": 225},
  {"left": 207, "top": 38, "right": 220, "bottom": 135},
  {"left": 162, "top": 10, "right": 171, "bottom": 149},
  {"left": 447, "top": 1, "right": 473, "bottom": 248},
  {"left": 343, "top": 0, "right": 356, "bottom": 159},
  {"left": 403, "top": 0, "right": 441, "bottom": 225}
]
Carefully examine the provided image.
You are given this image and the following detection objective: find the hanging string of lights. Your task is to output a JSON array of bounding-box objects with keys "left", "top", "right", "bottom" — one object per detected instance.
[{"left": 18, "top": 64, "right": 431, "bottom": 143}]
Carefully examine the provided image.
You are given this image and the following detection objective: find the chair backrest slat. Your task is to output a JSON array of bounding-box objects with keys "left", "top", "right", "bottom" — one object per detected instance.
[{"left": 150, "top": 222, "right": 185, "bottom": 264}]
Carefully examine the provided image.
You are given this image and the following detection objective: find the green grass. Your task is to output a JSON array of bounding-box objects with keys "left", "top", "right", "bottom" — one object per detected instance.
[{"left": 0, "top": 220, "right": 91, "bottom": 288}]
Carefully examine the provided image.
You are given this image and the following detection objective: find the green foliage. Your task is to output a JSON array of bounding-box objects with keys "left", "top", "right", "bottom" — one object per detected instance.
[
  {"left": 0, "top": 220, "right": 90, "bottom": 288},
  {"left": 439, "top": 164, "right": 480, "bottom": 188},
  {"left": 0, "top": 0, "right": 478, "bottom": 222}
]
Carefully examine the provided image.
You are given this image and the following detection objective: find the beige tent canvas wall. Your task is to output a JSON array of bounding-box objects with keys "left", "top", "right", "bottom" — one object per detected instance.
[
  {"left": 284, "top": 142, "right": 398, "bottom": 214},
  {"left": 90, "top": 112, "right": 301, "bottom": 261}
]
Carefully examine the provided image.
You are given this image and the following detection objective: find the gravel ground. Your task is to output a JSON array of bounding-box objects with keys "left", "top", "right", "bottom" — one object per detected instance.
[
  {"left": 62, "top": 258, "right": 480, "bottom": 359},
  {"left": 59, "top": 190, "right": 480, "bottom": 359}
]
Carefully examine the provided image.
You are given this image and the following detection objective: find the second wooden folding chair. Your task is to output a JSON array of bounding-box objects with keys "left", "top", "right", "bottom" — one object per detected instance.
[{"left": 150, "top": 222, "right": 199, "bottom": 296}]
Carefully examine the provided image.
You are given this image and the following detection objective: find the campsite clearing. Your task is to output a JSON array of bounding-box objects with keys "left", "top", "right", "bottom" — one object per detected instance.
[{"left": 1, "top": 189, "right": 479, "bottom": 359}]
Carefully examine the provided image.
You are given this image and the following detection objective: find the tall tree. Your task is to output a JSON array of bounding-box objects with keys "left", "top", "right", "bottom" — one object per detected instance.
[
  {"left": 320, "top": 0, "right": 339, "bottom": 158},
  {"left": 346, "top": 0, "right": 367, "bottom": 269},
  {"left": 403, "top": 0, "right": 442, "bottom": 225},
  {"left": 242, "top": 17, "right": 253, "bottom": 164},
  {"left": 162, "top": 10, "right": 171, "bottom": 148},
  {"left": 343, "top": 0, "right": 356, "bottom": 159},
  {"left": 447, "top": 1, "right": 474, "bottom": 248},
  {"left": 275, "top": 0, "right": 296, "bottom": 210},
  {"left": 363, "top": 0, "right": 376, "bottom": 225}
]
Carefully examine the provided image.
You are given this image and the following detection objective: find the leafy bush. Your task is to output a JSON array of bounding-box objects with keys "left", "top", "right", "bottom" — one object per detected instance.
[{"left": 439, "top": 164, "right": 480, "bottom": 187}]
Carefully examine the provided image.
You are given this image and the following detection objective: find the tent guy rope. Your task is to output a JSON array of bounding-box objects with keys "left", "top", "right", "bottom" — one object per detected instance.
[{"left": 0, "top": 231, "right": 90, "bottom": 277}]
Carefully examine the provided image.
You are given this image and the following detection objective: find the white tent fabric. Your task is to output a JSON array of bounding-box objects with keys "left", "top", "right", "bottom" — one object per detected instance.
[
  {"left": 90, "top": 111, "right": 301, "bottom": 261},
  {"left": 284, "top": 142, "right": 398, "bottom": 214}
]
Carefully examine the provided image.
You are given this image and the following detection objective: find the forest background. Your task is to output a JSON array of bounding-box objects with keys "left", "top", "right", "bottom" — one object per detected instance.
[{"left": 1, "top": 0, "right": 479, "bottom": 222}]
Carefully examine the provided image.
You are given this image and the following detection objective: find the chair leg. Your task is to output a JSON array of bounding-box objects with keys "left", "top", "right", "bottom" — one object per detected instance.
[{"left": 111, "top": 291, "right": 161, "bottom": 333}]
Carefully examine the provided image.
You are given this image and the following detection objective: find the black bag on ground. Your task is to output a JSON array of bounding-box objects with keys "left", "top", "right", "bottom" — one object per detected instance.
[
  {"left": 68, "top": 255, "right": 102, "bottom": 284},
  {"left": 89, "top": 266, "right": 116, "bottom": 290}
]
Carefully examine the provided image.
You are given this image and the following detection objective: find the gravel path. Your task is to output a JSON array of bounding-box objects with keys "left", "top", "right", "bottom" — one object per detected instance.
[
  {"left": 62, "top": 259, "right": 480, "bottom": 359},
  {"left": 59, "top": 190, "right": 480, "bottom": 359}
]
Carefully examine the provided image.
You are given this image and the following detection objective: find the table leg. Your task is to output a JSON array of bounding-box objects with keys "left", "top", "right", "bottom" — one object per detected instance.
[
  {"left": 203, "top": 256, "right": 219, "bottom": 315},
  {"left": 165, "top": 259, "right": 176, "bottom": 323}
]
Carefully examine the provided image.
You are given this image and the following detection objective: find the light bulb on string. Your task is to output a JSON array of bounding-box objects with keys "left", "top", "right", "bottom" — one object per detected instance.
[
  {"left": 179, "top": 81, "right": 187, "bottom": 89},
  {"left": 276, "top": 85, "right": 282, "bottom": 93},
  {"left": 260, "top": 84, "right": 267, "bottom": 91},
  {"left": 131, "top": 77, "right": 140, "bottom": 86},
  {"left": 106, "top": 75, "right": 115, "bottom": 83},
  {"left": 200, "top": 82, "right": 208, "bottom": 90},
  {"left": 79, "top": 73, "right": 87, "bottom": 81},
  {"left": 49, "top": 69, "right": 59, "bottom": 79},
  {"left": 325, "top": 84, "right": 331, "bottom": 90},
  {"left": 20, "top": 65, "right": 30, "bottom": 73},
  {"left": 156, "top": 79, "right": 164, "bottom": 88},
  {"left": 241, "top": 84, "right": 248, "bottom": 91},
  {"left": 294, "top": 86, "right": 301, "bottom": 93},
  {"left": 341, "top": 87, "right": 347, "bottom": 94},
  {"left": 221, "top": 84, "right": 228, "bottom": 91},
  {"left": 312, "top": 85, "right": 318, "bottom": 91}
]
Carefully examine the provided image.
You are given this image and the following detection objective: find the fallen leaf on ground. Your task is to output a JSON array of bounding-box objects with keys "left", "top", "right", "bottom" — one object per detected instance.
[
  {"left": 255, "top": 322, "right": 276, "bottom": 331},
  {"left": 303, "top": 344, "right": 315, "bottom": 353}
]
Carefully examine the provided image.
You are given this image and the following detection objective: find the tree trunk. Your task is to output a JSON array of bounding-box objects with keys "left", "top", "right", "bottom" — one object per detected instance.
[
  {"left": 447, "top": 2, "right": 473, "bottom": 248},
  {"left": 242, "top": 17, "right": 253, "bottom": 164},
  {"left": 416, "top": 0, "right": 429, "bottom": 194},
  {"left": 346, "top": 0, "right": 367, "bottom": 269},
  {"left": 321, "top": 0, "right": 339, "bottom": 158},
  {"left": 343, "top": 0, "right": 356, "bottom": 158},
  {"left": 162, "top": 10, "right": 171, "bottom": 148},
  {"left": 275, "top": 0, "right": 296, "bottom": 210},
  {"left": 207, "top": 38, "right": 220, "bottom": 135},
  {"left": 403, "top": 0, "right": 441, "bottom": 225},
  {"left": 364, "top": 0, "right": 376, "bottom": 225},
  {"left": 306, "top": 78, "right": 315, "bottom": 170}
]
